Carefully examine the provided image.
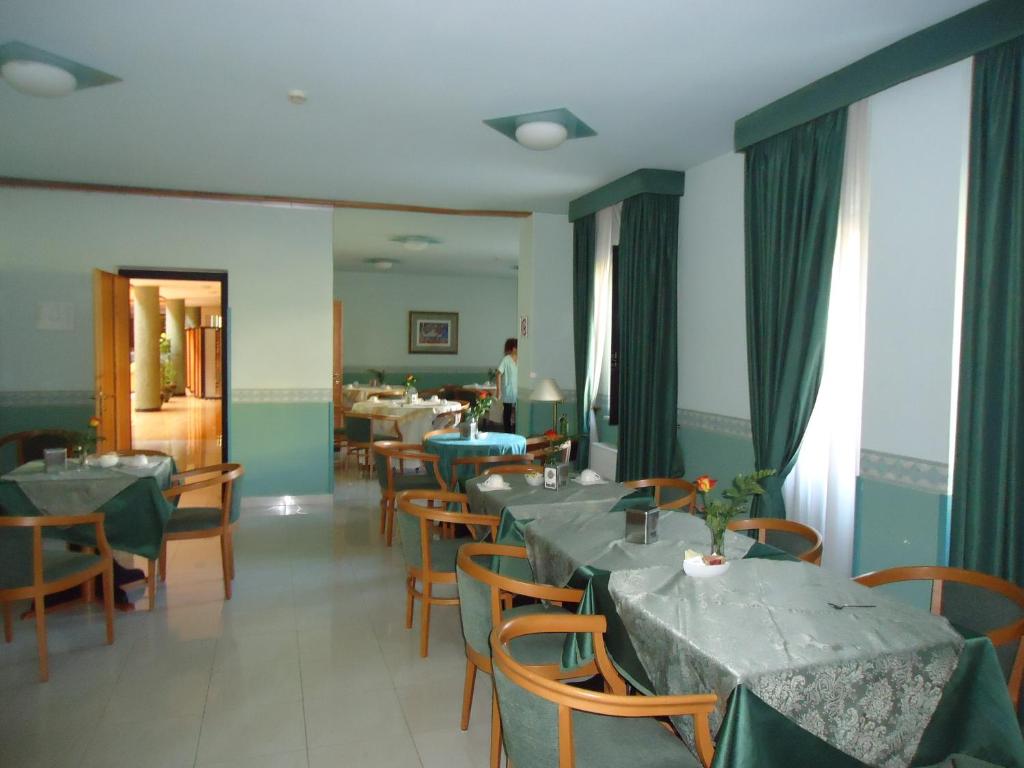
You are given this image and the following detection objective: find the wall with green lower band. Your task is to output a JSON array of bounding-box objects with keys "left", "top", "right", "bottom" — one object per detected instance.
[{"left": 229, "top": 402, "right": 333, "bottom": 497}]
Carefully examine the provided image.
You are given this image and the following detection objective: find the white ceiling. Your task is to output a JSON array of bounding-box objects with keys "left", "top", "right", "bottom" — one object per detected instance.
[
  {"left": 333, "top": 208, "right": 521, "bottom": 277},
  {"left": 130, "top": 278, "right": 222, "bottom": 307},
  {"left": 0, "top": 0, "right": 982, "bottom": 214}
]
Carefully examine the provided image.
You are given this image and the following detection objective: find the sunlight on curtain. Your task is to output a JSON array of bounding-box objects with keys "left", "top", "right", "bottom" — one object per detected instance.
[
  {"left": 588, "top": 204, "right": 619, "bottom": 441},
  {"left": 782, "top": 100, "right": 869, "bottom": 576}
]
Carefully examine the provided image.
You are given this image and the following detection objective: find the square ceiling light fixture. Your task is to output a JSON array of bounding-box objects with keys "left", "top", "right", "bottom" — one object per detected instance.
[
  {"left": 484, "top": 107, "right": 596, "bottom": 151},
  {"left": 0, "top": 41, "right": 120, "bottom": 97}
]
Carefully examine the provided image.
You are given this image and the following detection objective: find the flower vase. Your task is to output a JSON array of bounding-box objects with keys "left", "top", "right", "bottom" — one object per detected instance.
[{"left": 709, "top": 527, "right": 726, "bottom": 559}]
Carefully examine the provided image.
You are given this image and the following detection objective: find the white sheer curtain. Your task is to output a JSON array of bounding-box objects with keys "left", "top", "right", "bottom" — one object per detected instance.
[
  {"left": 588, "top": 204, "right": 620, "bottom": 443},
  {"left": 782, "top": 100, "right": 870, "bottom": 576}
]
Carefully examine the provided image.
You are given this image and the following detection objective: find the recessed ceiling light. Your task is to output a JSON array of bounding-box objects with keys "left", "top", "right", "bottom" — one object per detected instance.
[
  {"left": 287, "top": 89, "right": 307, "bottom": 105},
  {"left": 366, "top": 258, "right": 398, "bottom": 271},
  {"left": 390, "top": 235, "right": 441, "bottom": 252}
]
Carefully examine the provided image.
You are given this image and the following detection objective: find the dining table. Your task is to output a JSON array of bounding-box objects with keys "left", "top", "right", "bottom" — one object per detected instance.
[
  {"left": 510, "top": 487, "right": 1024, "bottom": 768},
  {"left": 352, "top": 397, "right": 462, "bottom": 446},
  {"left": 423, "top": 431, "right": 527, "bottom": 488},
  {"left": 342, "top": 383, "right": 405, "bottom": 405}
]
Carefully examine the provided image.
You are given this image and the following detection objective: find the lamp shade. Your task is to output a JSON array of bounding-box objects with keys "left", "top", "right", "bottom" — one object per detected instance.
[
  {"left": 515, "top": 121, "right": 568, "bottom": 150},
  {"left": 530, "top": 378, "right": 564, "bottom": 402},
  {"left": 1, "top": 60, "right": 77, "bottom": 97}
]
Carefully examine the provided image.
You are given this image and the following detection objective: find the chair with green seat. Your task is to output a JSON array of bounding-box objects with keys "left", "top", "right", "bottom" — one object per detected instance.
[
  {"left": 373, "top": 441, "right": 448, "bottom": 546},
  {"left": 450, "top": 453, "right": 537, "bottom": 491},
  {"left": 457, "top": 542, "right": 596, "bottom": 768},
  {"left": 396, "top": 489, "right": 498, "bottom": 657},
  {"left": 0, "top": 513, "right": 115, "bottom": 682},
  {"left": 491, "top": 612, "right": 718, "bottom": 768},
  {"left": 159, "top": 463, "right": 244, "bottom": 600}
]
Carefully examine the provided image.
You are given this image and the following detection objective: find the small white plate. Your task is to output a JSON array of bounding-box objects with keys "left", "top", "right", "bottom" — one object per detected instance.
[
  {"left": 572, "top": 477, "right": 608, "bottom": 486},
  {"left": 683, "top": 557, "right": 730, "bottom": 578},
  {"left": 479, "top": 482, "right": 511, "bottom": 492}
]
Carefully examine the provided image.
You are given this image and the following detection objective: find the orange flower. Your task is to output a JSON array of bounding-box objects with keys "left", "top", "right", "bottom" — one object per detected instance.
[
  {"left": 544, "top": 428, "right": 559, "bottom": 439},
  {"left": 88, "top": 416, "right": 101, "bottom": 429},
  {"left": 695, "top": 475, "right": 716, "bottom": 494}
]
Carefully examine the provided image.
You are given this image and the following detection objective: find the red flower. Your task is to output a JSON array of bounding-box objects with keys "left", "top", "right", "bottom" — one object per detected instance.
[
  {"left": 695, "top": 475, "right": 717, "bottom": 494},
  {"left": 544, "top": 429, "right": 559, "bottom": 439}
]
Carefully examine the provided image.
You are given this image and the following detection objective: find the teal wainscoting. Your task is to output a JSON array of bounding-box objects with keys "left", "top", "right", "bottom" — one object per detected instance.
[
  {"left": 677, "top": 409, "right": 755, "bottom": 481},
  {"left": 853, "top": 450, "right": 950, "bottom": 580},
  {"left": 229, "top": 392, "right": 332, "bottom": 497}
]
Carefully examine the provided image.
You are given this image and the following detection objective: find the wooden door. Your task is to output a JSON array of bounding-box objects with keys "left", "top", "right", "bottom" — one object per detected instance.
[
  {"left": 93, "top": 270, "right": 132, "bottom": 451},
  {"left": 333, "top": 300, "right": 344, "bottom": 428}
]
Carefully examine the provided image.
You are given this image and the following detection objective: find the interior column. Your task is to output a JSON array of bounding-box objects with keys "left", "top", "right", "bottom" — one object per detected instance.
[
  {"left": 165, "top": 298, "right": 186, "bottom": 395},
  {"left": 133, "top": 285, "right": 162, "bottom": 411}
]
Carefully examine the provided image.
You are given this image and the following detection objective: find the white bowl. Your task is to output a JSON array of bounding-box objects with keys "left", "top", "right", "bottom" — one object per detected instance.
[
  {"left": 97, "top": 453, "right": 119, "bottom": 468},
  {"left": 524, "top": 473, "right": 543, "bottom": 487},
  {"left": 120, "top": 454, "right": 149, "bottom": 468},
  {"left": 683, "top": 557, "right": 731, "bottom": 578}
]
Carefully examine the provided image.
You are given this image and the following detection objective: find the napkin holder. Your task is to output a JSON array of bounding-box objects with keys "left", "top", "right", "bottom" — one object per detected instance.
[
  {"left": 543, "top": 462, "right": 570, "bottom": 490},
  {"left": 459, "top": 420, "right": 480, "bottom": 440},
  {"left": 43, "top": 447, "right": 67, "bottom": 474},
  {"left": 625, "top": 506, "right": 659, "bottom": 544}
]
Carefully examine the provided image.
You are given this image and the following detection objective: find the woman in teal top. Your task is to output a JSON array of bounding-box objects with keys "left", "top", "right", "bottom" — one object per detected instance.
[{"left": 496, "top": 337, "right": 518, "bottom": 433}]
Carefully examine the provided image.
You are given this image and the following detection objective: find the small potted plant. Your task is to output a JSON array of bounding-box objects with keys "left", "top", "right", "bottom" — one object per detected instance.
[
  {"left": 404, "top": 373, "right": 417, "bottom": 401},
  {"left": 460, "top": 394, "right": 493, "bottom": 440}
]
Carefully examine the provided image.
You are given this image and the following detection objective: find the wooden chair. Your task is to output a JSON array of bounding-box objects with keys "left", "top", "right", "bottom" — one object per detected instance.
[
  {"left": 396, "top": 489, "right": 498, "bottom": 657},
  {"left": 526, "top": 436, "right": 572, "bottom": 464},
  {"left": 450, "top": 453, "right": 537, "bottom": 490},
  {"left": 344, "top": 414, "right": 375, "bottom": 474},
  {"left": 117, "top": 449, "right": 170, "bottom": 457},
  {"left": 372, "top": 441, "right": 448, "bottom": 546},
  {"left": 0, "top": 429, "right": 76, "bottom": 470},
  {"left": 624, "top": 477, "right": 697, "bottom": 512},
  {"left": 855, "top": 565, "right": 1024, "bottom": 708},
  {"left": 491, "top": 612, "right": 718, "bottom": 768},
  {"left": 457, "top": 542, "right": 594, "bottom": 768},
  {"left": 0, "top": 513, "right": 115, "bottom": 681},
  {"left": 159, "top": 463, "right": 244, "bottom": 600},
  {"left": 727, "top": 518, "right": 823, "bottom": 564},
  {"left": 423, "top": 427, "right": 460, "bottom": 443},
  {"left": 483, "top": 463, "right": 545, "bottom": 476}
]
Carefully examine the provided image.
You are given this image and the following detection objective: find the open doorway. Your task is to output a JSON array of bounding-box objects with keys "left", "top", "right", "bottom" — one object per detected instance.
[{"left": 120, "top": 270, "right": 228, "bottom": 470}]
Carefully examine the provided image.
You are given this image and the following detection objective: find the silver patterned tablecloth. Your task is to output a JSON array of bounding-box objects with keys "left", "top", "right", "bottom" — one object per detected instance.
[
  {"left": 608, "top": 561, "right": 964, "bottom": 768},
  {"left": 2, "top": 457, "right": 174, "bottom": 516},
  {"left": 525, "top": 508, "right": 754, "bottom": 587},
  {"left": 467, "top": 473, "right": 632, "bottom": 520}
]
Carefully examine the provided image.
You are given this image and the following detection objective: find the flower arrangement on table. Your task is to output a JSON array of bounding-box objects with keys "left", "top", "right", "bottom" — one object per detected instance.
[
  {"left": 468, "top": 395, "right": 493, "bottom": 423},
  {"left": 694, "top": 469, "right": 775, "bottom": 563},
  {"left": 404, "top": 373, "right": 417, "bottom": 389},
  {"left": 540, "top": 422, "right": 571, "bottom": 466},
  {"left": 70, "top": 416, "right": 103, "bottom": 458}
]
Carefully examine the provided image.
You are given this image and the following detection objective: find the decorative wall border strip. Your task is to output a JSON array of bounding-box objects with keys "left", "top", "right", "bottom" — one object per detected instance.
[
  {"left": 232, "top": 388, "right": 331, "bottom": 404},
  {"left": 0, "top": 390, "right": 93, "bottom": 406},
  {"left": 346, "top": 365, "right": 503, "bottom": 376},
  {"left": 678, "top": 408, "right": 753, "bottom": 439},
  {"left": 859, "top": 449, "right": 949, "bottom": 494}
]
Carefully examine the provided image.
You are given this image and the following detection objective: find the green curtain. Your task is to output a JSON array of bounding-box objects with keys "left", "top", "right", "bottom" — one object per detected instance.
[
  {"left": 616, "top": 193, "right": 682, "bottom": 481},
  {"left": 572, "top": 214, "right": 597, "bottom": 470},
  {"left": 744, "top": 108, "right": 847, "bottom": 518},
  {"left": 951, "top": 35, "right": 1024, "bottom": 584}
]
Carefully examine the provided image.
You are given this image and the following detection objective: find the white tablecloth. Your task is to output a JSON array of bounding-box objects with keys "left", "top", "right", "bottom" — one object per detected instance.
[
  {"left": 351, "top": 399, "right": 462, "bottom": 444},
  {"left": 342, "top": 385, "right": 404, "bottom": 405}
]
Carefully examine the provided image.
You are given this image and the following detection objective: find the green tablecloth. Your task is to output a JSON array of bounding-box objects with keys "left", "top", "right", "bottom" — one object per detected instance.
[
  {"left": 0, "top": 460, "right": 175, "bottom": 559},
  {"left": 424, "top": 431, "right": 527, "bottom": 487}
]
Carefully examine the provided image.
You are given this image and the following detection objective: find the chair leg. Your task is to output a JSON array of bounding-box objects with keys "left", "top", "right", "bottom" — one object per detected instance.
[
  {"left": 385, "top": 500, "right": 395, "bottom": 547},
  {"left": 379, "top": 498, "right": 387, "bottom": 535},
  {"left": 405, "top": 577, "right": 415, "bottom": 629},
  {"left": 491, "top": 687, "right": 503, "bottom": 768},
  {"left": 460, "top": 658, "right": 477, "bottom": 730},
  {"left": 147, "top": 559, "right": 157, "bottom": 611},
  {"left": 102, "top": 564, "right": 115, "bottom": 644},
  {"left": 33, "top": 595, "right": 48, "bottom": 682},
  {"left": 2, "top": 601, "right": 12, "bottom": 643},
  {"left": 419, "top": 584, "right": 432, "bottom": 658},
  {"left": 227, "top": 531, "right": 235, "bottom": 581},
  {"left": 158, "top": 541, "right": 168, "bottom": 582},
  {"left": 220, "top": 533, "right": 232, "bottom": 600}
]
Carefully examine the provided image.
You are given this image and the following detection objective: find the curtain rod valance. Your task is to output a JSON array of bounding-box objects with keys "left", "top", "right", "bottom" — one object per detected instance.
[
  {"left": 734, "top": 0, "right": 1024, "bottom": 151},
  {"left": 568, "top": 168, "right": 684, "bottom": 223}
]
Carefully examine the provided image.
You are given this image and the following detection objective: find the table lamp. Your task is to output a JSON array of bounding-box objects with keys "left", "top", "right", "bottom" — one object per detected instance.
[{"left": 530, "top": 378, "right": 564, "bottom": 431}]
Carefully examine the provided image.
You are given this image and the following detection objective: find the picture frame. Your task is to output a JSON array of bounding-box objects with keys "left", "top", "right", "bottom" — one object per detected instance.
[{"left": 408, "top": 311, "right": 459, "bottom": 354}]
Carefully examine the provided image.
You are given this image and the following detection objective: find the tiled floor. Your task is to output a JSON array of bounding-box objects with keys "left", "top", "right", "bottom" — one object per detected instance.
[{"left": 0, "top": 466, "right": 491, "bottom": 768}]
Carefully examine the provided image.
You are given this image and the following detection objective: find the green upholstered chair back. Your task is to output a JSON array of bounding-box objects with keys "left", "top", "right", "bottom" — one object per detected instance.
[
  {"left": 493, "top": 662, "right": 561, "bottom": 767},
  {"left": 397, "top": 504, "right": 423, "bottom": 569},
  {"left": 227, "top": 473, "right": 243, "bottom": 524},
  {"left": 456, "top": 556, "right": 495, "bottom": 658},
  {"left": 346, "top": 415, "right": 372, "bottom": 444},
  {"left": 944, "top": 582, "right": 1021, "bottom": 681},
  {"left": 0, "top": 526, "right": 33, "bottom": 590},
  {"left": 373, "top": 446, "right": 390, "bottom": 489}
]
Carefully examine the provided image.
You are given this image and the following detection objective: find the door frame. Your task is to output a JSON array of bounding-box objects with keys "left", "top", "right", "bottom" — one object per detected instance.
[{"left": 118, "top": 268, "right": 229, "bottom": 461}]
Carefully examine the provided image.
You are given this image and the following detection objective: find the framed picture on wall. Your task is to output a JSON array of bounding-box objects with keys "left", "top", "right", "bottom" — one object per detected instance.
[{"left": 408, "top": 311, "right": 459, "bottom": 354}]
